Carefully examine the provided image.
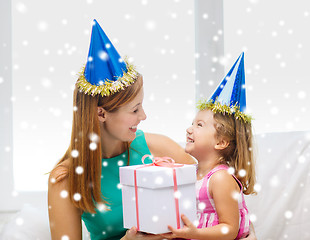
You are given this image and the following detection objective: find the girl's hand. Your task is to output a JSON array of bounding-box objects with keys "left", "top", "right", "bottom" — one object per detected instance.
[
  {"left": 240, "top": 232, "right": 257, "bottom": 240},
  {"left": 160, "top": 214, "right": 197, "bottom": 239},
  {"left": 122, "top": 226, "right": 164, "bottom": 240},
  {"left": 240, "top": 223, "right": 257, "bottom": 240}
]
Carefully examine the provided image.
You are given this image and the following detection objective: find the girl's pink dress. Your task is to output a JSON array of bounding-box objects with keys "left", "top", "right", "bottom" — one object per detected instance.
[{"left": 195, "top": 164, "right": 250, "bottom": 239}]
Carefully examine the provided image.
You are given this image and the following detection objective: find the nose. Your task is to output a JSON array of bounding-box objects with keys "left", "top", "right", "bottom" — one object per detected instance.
[
  {"left": 186, "top": 125, "right": 193, "bottom": 135},
  {"left": 140, "top": 107, "right": 147, "bottom": 121}
]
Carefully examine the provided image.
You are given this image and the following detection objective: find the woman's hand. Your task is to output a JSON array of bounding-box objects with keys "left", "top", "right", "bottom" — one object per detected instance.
[
  {"left": 160, "top": 214, "right": 197, "bottom": 239},
  {"left": 122, "top": 227, "right": 164, "bottom": 240}
]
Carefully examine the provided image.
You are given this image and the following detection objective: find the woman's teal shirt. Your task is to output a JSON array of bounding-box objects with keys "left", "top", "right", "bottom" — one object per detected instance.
[{"left": 81, "top": 130, "right": 152, "bottom": 240}]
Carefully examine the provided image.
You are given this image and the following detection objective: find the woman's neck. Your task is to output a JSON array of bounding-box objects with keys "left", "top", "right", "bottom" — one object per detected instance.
[
  {"left": 99, "top": 126, "right": 127, "bottom": 159},
  {"left": 101, "top": 140, "right": 126, "bottom": 159}
]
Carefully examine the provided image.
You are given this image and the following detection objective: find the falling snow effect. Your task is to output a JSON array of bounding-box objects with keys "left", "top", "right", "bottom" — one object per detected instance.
[
  {"left": 174, "top": 190, "right": 181, "bottom": 199},
  {"left": 75, "top": 166, "right": 83, "bottom": 175},
  {"left": 284, "top": 211, "right": 293, "bottom": 219},
  {"left": 183, "top": 200, "right": 192, "bottom": 209},
  {"left": 15, "top": 217, "right": 24, "bottom": 226},
  {"left": 60, "top": 190, "right": 68, "bottom": 198},
  {"left": 73, "top": 193, "right": 81, "bottom": 201},
  {"left": 221, "top": 226, "right": 229, "bottom": 234},
  {"left": 250, "top": 214, "right": 257, "bottom": 223},
  {"left": 155, "top": 176, "right": 164, "bottom": 185},
  {"left": 152, "top": 215, "right": 159, "bottom": 222},
  {"left": 2, "top": 1, "right": 309, "bottom": 240},
  {"left": 232, "top": 191, "right": 240, "bottom": 201},
  {"left": 254, "top": 183, "right": 261, "bottom": 192},
  {"left": 71, "top": 149, "right": 79, "bottom": 158},
  {"left": 97, "top": 203, "right": 108, "bottom": 212},
  {"left": 198, "top": 202, "right": 206, "bottom": 210},
  {"left": 238, "top": 169, "right": 246, "bottom": 178},
  {"left": 227, "top": 167, "right": 235, "bottom": 175},
  {"left": 89, "top": 142, "right": 97, "bottom": 151},
  {"left": 88, "top": 132, "right": 99, "bottom": 142}
]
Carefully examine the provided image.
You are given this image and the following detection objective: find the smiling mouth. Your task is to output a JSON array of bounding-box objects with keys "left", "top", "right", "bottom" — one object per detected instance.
[
  {"left": 187, "top": 137, "right": 194, "bottom": 143},
  {"left": 129, "top": 125, "right": 138, "bottom": 132}
]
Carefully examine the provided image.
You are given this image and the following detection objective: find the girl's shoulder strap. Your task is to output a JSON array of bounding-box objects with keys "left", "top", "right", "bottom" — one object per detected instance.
[
  {"left": 206, "top": 164, "right": 229, "bottom": 179},
  {"left": 206, "top": 164, "right": 243, "bottom": 191}
]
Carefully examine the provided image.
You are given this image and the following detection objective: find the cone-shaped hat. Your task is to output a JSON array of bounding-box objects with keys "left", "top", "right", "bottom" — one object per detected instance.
[
  {"left": 198, "top": 52, "right": 252, "bottom": 123},
  {"left": 77, "top": 19, "right": 138, "bottom": 96}
]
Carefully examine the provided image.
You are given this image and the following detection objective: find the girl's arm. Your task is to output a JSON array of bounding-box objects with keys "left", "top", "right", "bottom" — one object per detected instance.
[
  {"left": 48, "top": 167, "right": 82, "bottom": 240},
  {"left": 161, "top": 170, "right": 240, "bottom": 240},
  {"left": 144, "top": 132, "right": 196, "bottom": 164}
]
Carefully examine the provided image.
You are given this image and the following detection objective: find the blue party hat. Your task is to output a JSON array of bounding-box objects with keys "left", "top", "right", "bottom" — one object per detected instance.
[
  {"left": 198, "top": 52, "right": 252, "bottom": 123},
  {"left": 77, "top": 19, "right": 138, "bottom": 96}
]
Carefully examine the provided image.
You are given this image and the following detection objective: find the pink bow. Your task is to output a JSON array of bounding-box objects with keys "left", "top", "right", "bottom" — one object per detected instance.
[{"left": 141, "top": 154, "right": 184, "bottom": 168}]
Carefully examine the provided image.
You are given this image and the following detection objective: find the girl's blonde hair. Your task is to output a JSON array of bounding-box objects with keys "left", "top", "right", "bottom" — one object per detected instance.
[
  {"left": 51, "top": 74, "right": 143, "bottom": 213},
  {"left": 213, "top": 112, "right": 256, "bottom": 195}
]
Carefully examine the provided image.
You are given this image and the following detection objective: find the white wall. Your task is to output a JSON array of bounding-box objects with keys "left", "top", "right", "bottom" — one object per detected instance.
[
  {"left": 8, "top": 0, "right": 196, "bottom": 194},
  {"left": 194, "top": 0, "right": 225, "bottom": 101},
  {"left": 0, "top": 0, "right": 15, "bottom": 211},
  {"left": 2, "top": 0, "right": 310, "bottom": 210},
  {"left": 223, "top": 0, "right": 310, "bottom": 134}
]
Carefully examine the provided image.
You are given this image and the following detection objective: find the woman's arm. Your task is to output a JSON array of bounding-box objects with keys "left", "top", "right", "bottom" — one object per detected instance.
[
  {"left": 48, "top": 167, "right": 82, "bottom": 240},
  {"left": 144, "top": 132, "right": 196, "bottom": 164}
]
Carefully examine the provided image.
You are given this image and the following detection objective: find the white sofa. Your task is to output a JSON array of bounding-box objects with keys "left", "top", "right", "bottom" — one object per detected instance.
[
  {"left": 246, "top": 130, "right": 310, "bottom": 239},
  {"left": 1, "top": 130, "right": 309, "bottom": 239}
]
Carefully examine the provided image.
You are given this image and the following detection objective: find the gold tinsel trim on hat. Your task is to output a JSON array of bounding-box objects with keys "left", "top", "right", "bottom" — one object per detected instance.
[
  {"left": 76, "top": 58, "right": 138, "bottom": 97},
  {"left": 197, "top": 99, "right": 253, "bottom": 124}
]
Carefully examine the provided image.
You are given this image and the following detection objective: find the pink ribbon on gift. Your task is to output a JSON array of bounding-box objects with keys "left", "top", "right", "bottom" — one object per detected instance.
[{"left": 133, "top": 155, "right": 184, "bottom": 231}]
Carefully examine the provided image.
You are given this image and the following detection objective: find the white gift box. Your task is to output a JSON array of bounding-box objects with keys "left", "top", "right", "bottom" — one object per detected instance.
[{"left": 120, "top": 163, "right": 197, "bottom": 234}]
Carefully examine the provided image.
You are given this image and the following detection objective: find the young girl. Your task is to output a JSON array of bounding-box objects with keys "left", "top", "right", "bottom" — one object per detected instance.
[
  {"left": 48, "top": 20, "right": 195, "bottom": 240},
  {"left": 162, "top": 52, "right": 256, "bottom": 240}
]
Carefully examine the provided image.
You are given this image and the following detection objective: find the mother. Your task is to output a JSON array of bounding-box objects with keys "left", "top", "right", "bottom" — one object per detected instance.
[{"left": 48, "top": 20, "right": 256, "bottom": 240}]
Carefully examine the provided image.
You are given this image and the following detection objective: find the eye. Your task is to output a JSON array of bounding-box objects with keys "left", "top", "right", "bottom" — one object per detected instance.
[
  {"left": 198, "top": 123, "right": 203, "bottom": 127},
  {"left": 133, "top": 109, "right": 138, "bottom": 113}
]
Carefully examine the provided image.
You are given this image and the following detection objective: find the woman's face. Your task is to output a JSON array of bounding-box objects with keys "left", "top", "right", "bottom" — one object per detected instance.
[{"left": 101, "top": 87, "right": 147, "bottom": 142}]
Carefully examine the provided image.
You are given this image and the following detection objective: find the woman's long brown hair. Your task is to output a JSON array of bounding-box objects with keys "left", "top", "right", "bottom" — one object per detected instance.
[
  {"left": 51, "top": 74, "right": 143, "bottom": 213},
  {"left": 213, "top": 112, "right": 256, "bottom": 195}
]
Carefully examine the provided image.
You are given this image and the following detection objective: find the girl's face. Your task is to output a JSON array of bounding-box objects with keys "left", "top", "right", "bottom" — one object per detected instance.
[
  {"left": 185, "top": 109, "right": 218, "bottom": 160},
  {"left": 102, "top": 87, "right": 147, "bottom": 142}
]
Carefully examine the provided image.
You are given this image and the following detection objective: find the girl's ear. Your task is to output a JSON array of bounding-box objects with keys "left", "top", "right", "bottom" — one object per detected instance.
[
  {"left": 97, "top": 107, "right": 107, "bottom": 123},
  {"left": 215, "top": 138, "right": 230, "bottom": 150}
]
